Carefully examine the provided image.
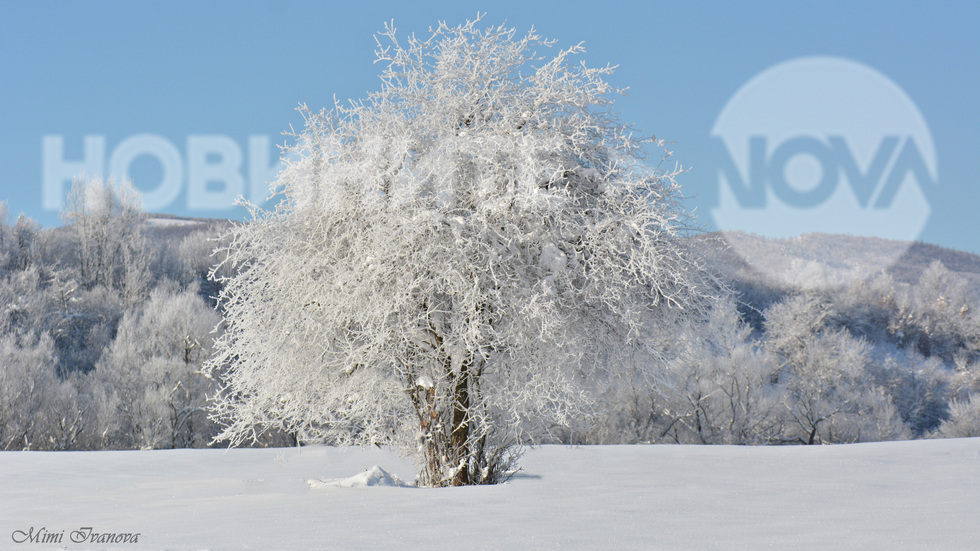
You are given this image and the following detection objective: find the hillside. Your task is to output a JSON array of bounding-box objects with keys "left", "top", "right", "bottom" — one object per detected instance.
[
  {"left": 138, "top": 217, "right": 980, "bottom": 292},
  {"left": 701, "top": 230, "right": 980, "bottom": 291}
]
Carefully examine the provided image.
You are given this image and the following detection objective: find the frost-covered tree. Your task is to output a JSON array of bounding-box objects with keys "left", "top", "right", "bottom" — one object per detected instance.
[
  {"left": 173, "top": 229, "right": 231, "bottom": 303},
  {"left": 206, "top": 18, "right": 718, "bottom": 486},
  {"left": 652, "top": 298, "right": 783, "bottom": 445},
  {"left": 61, "top": 176, "right": 150, "bottom": 306},
  {"left": 94, "top": 285, "right": 220, "bottom": 449},
  {"left": 764, "top": 295, "right": 907, "bottom": 444},
  {"left": 890, "top": 261, "right": 980, "bottom": 363},
  {"left": 0, "top": 213, "right": 42, "bottom": 273},
  {"left": 873, "top": 351, "right": 951, "bottom": 436},
  {"left": 0, "top": 332, "right": 65, "bottom": 450},
  {"left": 0, "top": 267, "right": 48, "bottom": 339},
  {"left": 0, "top": 202, "right": 18, "bottom": 272},
  {"left": 935, "top": 394, "right": 980, "bottom": 438}
]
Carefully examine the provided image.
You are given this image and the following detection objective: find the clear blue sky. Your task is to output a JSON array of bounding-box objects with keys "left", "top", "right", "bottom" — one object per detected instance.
[{"left": 2, "top": 1, "right": 978, "bottom": 254}]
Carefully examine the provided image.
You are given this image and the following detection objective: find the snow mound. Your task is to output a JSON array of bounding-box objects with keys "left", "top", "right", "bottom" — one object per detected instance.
[{"left": 307, "top": 465, "right": 413, "bottom": 488}]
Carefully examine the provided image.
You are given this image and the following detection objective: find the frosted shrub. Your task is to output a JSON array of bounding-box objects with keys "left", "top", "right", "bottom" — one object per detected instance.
[
  {"left": 764, "top": 295, "right": 905, "bottom": 444},
  {"left": 935, "top": 395, "right": 980, "bottom": 438},
  {"left": 651, "top": 299, "right": 783, "bottom": 445}
]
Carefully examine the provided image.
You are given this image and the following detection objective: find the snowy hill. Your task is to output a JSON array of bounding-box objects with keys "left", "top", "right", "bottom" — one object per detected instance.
[
  {"left": 701, "top": 231, "right": 980, "bottom": 291},
  {"left": 136, "top": 216, "right": 980, "bottom": 292},
  {"left": 2, "top": 440, "right": 978, "bottom": 550},
  {"left": 142, "top": 213, "right": 232, "bottom": 241}
]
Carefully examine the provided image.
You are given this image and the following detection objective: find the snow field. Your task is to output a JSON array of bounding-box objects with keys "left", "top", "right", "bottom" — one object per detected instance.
[{"left": 1, "top": 439, "right": 978, "bottom": 550}]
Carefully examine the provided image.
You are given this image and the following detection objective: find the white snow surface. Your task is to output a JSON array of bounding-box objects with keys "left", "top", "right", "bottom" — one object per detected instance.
[{"left": 1, "top": 440, "right": 978, "bottom": 550}]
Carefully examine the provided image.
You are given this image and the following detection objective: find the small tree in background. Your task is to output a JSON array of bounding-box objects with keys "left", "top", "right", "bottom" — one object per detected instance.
[
  {"left": 206, "top": 17, "right": 719, "bottom": 486},
  {"left": 61, "top": 176, "right": 149, "bottom": 306},
  {"left": 764, "top": 294, "right": 908, "bottom": 444},
  {"left": 890, "top": 260, "right": 980, "bottom": 363},
  {"left": 655, "top": 298, "right": 784, "bottom": 445},
  {"left": 936, "top": 395, "right": 980, "bottom": 438},
  {"left": 94, "top": 285, "right": 220, "bottom": 449}
]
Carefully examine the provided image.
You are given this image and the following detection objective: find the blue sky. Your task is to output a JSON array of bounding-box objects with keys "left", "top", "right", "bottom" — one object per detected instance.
[{"left": 2, "top": 1, "right": 978, "bottom": 254}]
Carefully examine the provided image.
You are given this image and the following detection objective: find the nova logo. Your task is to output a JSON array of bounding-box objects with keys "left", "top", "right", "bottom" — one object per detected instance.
[
  {"left": 714, "top": 134, "right": 934, "bottom": 210},
  {"left": 42, "top": 134, "right": 283, "bottom": 212},
  {"left": 710, "top": 56, "right": 937, "bottom": 283}
]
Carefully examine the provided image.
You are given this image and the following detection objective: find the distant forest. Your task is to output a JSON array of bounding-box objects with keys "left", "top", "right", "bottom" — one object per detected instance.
[{"left": 1, "top": 181, "right": 978, "bottom": 451}]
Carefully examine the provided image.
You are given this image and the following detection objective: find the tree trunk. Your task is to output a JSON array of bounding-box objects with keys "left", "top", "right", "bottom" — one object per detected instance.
[
  {"left": 417, "top": 386, "right": 442, "bottom": 487},
  {"left": 450, "top": 361, "right": 470, "bottom": 486}
]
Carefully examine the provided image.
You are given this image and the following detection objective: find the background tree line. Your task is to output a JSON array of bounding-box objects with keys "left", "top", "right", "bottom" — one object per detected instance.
[
  {"left": 1, "top": 178, "right": 978, "bottom": 451},
  {"left": 0, "top": 178, "right": 240, "bottom": 450}
]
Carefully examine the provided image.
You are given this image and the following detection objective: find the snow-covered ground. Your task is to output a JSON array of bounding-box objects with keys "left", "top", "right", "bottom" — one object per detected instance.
[{"left": 2, "top": 439, "right": 978, "bottom": 550}]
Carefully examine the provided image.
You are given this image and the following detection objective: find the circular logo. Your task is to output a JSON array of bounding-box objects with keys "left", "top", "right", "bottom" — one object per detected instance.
[{"left": 710, "top": 56, "right": 936, "bottom": 287}]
